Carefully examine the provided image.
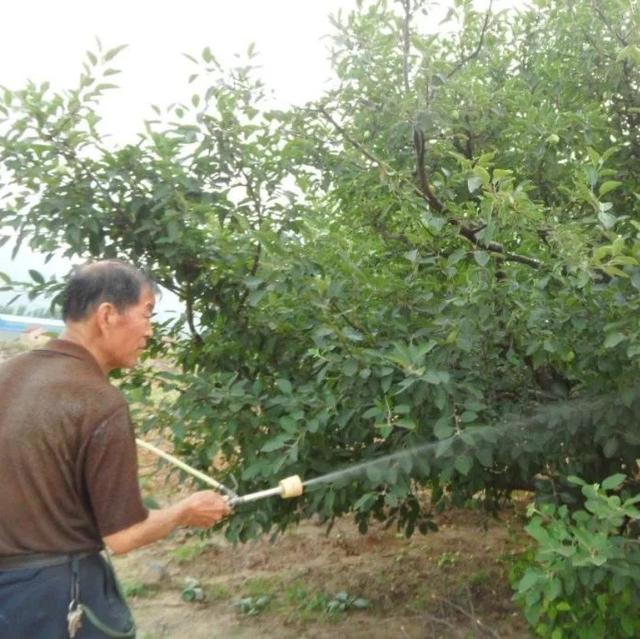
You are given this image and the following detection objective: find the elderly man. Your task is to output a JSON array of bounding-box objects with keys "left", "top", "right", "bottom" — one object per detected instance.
[{"left": 0, "top": 260, "right": 230, "bottom": 638}]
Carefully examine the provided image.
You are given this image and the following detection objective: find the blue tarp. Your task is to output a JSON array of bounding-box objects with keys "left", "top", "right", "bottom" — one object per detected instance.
[
  {"left": 0, "top": 319, "right": 31, "bottom": 333},
  {"left": 0, "top": 316, "right": 63, "bottom": 334}
]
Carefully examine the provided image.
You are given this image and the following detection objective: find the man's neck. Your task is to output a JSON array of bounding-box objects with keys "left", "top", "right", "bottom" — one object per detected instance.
[{"left": 60, "top": 326, "right": 111, "bottom": 375}]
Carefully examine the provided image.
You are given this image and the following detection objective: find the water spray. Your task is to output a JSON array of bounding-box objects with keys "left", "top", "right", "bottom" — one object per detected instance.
[{"left": 136, "top": 392, "right": 615, "bottom": 509}]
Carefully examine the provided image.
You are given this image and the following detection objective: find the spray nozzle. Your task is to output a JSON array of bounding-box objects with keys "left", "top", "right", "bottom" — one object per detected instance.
[
  {"left": 229, "top": 475, "right": 304, "bottom": 506},
  {"left": 278, "top": 474, "right": 304, "bottom": 498}
]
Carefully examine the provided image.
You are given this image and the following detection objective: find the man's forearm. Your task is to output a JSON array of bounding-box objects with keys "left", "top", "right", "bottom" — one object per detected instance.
[
  {"left": 103, "top": 503, "right": 186, "bottom": 555},
  {"left": 103, "top": 490, "right": 230, "bottom": 555}
]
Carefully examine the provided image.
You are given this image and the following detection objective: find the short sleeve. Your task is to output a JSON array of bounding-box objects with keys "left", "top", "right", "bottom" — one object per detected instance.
[{"left": 83, "top": 405, "right": 149, "bottom": 537}]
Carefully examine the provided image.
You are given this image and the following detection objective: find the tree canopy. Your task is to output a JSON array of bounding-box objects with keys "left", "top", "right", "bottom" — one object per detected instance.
[{"left": 1, "top": 0, "right": 640, "bottom": 549}]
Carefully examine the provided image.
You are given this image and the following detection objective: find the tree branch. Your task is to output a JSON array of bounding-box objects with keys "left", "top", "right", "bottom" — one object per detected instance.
[
  {"left": 446, "top": 1, "right": 493, "bottom": 79},
  {"left": 319, "top": 107, "right": 542, "bottom": 269},
  {"left": 400, "top": 0, "right": 413, "bottom": 94},
  {"left": 591, "top": 0, "right": 629, "bottom": 47},
  {"left": 413, "top": 128, "right": 542, "bottom": 269},
  {"left": 318, "top": 106, "right": 392, "bottom": 171},
  {"left": 184, "top": 282, "right": 203, "bottom": 345}
]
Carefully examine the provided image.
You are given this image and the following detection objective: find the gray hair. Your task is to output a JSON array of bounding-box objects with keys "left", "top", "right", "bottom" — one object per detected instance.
[{"left": 60, "top": 260, "right": 157, "bottom": 322}]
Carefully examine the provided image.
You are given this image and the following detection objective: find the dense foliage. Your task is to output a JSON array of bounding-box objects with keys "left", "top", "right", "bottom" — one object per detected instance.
[
  {"left": 513, "top": 474, "right": 640, "bottom": 638},
  {"left": 1, "top": 0, "right": 639, "bottom": 565}
]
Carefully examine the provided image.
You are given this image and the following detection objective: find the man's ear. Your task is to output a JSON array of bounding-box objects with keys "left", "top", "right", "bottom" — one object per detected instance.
[{"left": 94, "top": 302, "right": 118, "bottom": 334}]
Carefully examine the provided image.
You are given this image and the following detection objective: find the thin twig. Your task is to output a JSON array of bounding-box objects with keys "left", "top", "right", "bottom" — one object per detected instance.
[
  {"left": 438, "top": 594, "right": 503, "bottom": 639},
  {"left": 184, "top": 282, "right": 203, "bottom": 345},
  {"left": 421, "top": 612, "right": 459, "bottom": 633},
  {"left": 446, "top": 1, "right": 494, "bottom": 79},
  {"left": 400, "top": 0, "right": 412, "bottom": 94},
  {"left": 318, "top": 106, "right": 392, "bottom": 171}
]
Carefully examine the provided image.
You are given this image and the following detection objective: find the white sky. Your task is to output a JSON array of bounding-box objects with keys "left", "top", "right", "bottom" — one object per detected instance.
[{"left": 1, "top": 0, "right": 356, "bottom": 137}]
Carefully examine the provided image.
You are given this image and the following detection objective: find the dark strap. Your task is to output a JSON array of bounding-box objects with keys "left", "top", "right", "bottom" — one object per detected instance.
[
  {"left": 71, "top": 553, "right": 137, "bottom": 638},
  {"left": 0, "top": 552, "right": 79, "bottom": 571}
]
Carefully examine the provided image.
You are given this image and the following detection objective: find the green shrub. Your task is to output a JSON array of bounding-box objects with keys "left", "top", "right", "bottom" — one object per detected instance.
[{"left": 513, "top": 474, "right": 640, "bottom": 638}]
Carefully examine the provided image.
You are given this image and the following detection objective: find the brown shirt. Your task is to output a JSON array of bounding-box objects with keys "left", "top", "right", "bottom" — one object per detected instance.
[{"left": 0, "top": 339, "right": 148, "bottom": 556}]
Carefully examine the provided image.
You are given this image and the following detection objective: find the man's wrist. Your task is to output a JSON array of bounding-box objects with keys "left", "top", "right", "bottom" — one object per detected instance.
[{"left": 168, "top": 500, "right": 190, "bottom": 528}]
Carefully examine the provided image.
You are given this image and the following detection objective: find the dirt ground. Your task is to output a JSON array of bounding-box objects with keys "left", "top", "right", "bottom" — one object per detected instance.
[
  {"left": 115, "top": 508, "right": 534, "bottom": 639},
  {"left": 115, "top": 447, "right": 534, "bottom": 639}
]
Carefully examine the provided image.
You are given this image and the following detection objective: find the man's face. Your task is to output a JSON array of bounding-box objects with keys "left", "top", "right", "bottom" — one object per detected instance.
[{"left": 105, "top": 286, "right": 155, "bottom": 370}]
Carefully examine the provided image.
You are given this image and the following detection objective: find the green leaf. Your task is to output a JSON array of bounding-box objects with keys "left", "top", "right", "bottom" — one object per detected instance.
[
  {"left": 621, "top": 615, "right": 635, "bottom": 636},
  {"left": 433, "top": 416, "right": 454, "bottom": 439},
  {"left": 395, "top": 417, "right": 416, "bottom": 430},
  {"left": 94, "top": 83, "right": 119, "bottom": 92},
  {"left": 603, "top": 437, "right": 618, "bottom": 458},
  {"left": 454, "top": 454, "right": 472, "bottom": 476},
  {"left": 261, "top": 434, "right": 290, "bottom": 452},
  {"left": 342, "top": 359, "right": 358, "bottom": 376},
  {"left": 473, "top": 250, "right": 490, "bottom": 267},
  {"left": 28, "top": 269, "right": 44, "bottom": 284},
  {"left": 599, "top": 180, "right": 622, "bottom": 197},
  {"left": 467, "top": 176, "right": 483, "bottom": 193},
  {"left": 546, "top": 578, "right": 561, "bottom": 602},
  {"left": 424, "top": 370, "right": 450, "bottom": 384},
  {"left": 244, "top": 276, "right": 263, "bottom": 290},
  {"left": 598, "top": 210, "right": 617, "bottom": 229},
  {"left": 248, "top": 289, "right": 267, "bottom": 306},
  {"left": 202, "top": 46, "right": 214, "bottom": 63},
  {"left": 602, "top": 473, "right": 626, "bottom": 491},
  {"left": 276, "top": 379, "right": 292, "bottom": 394},
  {"left": 423, "top": 213, "right": 446, "bottom": 233},
  {"left": 104, "top": 44, "right": 128, "bottom": 62},
  {"left": 474, "top": 447, "right": 492, "bottom": 467},
  {"left": 517, "top": 569, "right": 543, "bottom": 593},
  {"left": 473, "top": 166, "right": 491, "bottom": 186},
  {"left": 604, "top": 332, "right": 626, "bottom": 348},
  {"left": 343, "top": 326, "right": 364, "bottom": 342}
]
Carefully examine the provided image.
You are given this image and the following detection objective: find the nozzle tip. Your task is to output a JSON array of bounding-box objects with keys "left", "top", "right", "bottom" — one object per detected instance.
[{"left": 279, "top": 474, "right": 304, "bottom": 499}]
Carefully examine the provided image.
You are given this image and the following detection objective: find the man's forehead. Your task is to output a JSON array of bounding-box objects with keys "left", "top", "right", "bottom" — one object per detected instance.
[{"left": 140, "top": 287, "right": 156, "bottom": 307}]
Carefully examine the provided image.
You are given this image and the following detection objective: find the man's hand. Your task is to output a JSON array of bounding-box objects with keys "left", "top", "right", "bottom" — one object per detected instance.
[
  {"left": 104, "top": 490, "right": 232, "bottom": 555},
  {"left": 178, "top": 490, "right": 232, "bottom": 527}
]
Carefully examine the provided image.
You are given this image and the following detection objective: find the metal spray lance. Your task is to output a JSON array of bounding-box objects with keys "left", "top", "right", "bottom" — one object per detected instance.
[{"left": 135, "top": 438, "right": 304, "bottom": 505}]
